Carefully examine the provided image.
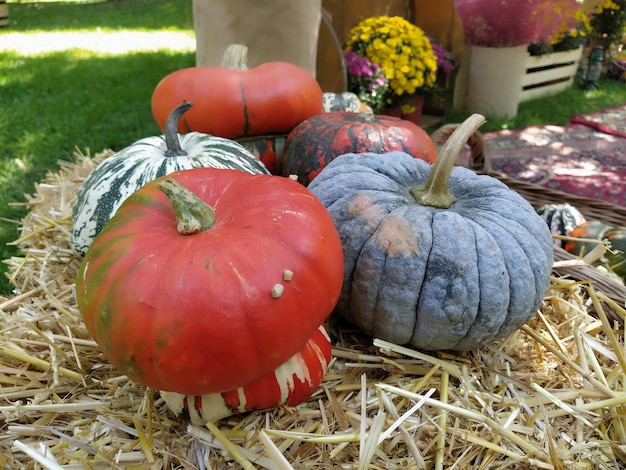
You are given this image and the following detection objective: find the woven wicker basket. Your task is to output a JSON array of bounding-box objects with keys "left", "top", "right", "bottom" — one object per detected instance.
[{"left": 431, "top": 124, "right": 626, "bottom": 322}]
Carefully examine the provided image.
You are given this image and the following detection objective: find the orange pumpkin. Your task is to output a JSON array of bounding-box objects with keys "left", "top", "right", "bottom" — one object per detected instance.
[{"left": 151, "top": 44, "right": 323, "bottom": 139}]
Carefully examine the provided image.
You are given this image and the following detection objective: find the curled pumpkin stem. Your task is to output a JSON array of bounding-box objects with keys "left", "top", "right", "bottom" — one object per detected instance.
[
  {"left": 164, "top": 101, "right": 193, "bottom": 158},
  {"left": 157, "top": 177, "right": 216, "bottom": 235},
  {"left": 410, "top": 113, "right": 486, "bottom": 209}
]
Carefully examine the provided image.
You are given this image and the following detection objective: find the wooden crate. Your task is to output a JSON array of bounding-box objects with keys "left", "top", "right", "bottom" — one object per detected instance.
[{"left": 520, "top": 46, "right": 583, "bottom": 102}]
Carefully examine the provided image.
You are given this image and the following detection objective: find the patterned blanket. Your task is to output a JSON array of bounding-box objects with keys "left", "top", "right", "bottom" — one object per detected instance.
[
  {"left": 569, "top": 103, "right": 626, "bottom": 138},
  {"left": 471, "top": 123, "right": 626, "bottom": 207}
]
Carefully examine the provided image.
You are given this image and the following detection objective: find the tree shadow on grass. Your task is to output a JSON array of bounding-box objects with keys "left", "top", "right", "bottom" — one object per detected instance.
[{"left": 0, "top": 48, "right": 194, "bottom": 295}]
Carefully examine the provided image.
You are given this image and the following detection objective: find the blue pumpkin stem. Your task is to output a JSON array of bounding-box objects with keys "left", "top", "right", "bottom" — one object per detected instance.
[{"left": 410, "top": 113, "right": 486, "bottom": 209}]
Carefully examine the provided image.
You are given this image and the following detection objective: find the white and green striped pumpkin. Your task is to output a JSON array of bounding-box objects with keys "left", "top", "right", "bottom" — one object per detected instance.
[{"left": 71, "top": 102, "right": 269, "bottom": 255}]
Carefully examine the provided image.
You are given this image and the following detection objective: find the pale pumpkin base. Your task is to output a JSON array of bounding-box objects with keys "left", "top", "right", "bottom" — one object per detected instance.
[{"left": 1, "top": 149, "right": 625, "bottom": 468}]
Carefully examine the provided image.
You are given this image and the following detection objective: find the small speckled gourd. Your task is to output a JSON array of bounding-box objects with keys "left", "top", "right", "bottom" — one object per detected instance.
[
  {"left": 537, "top": 203, "right": 586, "bottom": 248},
  {"left": 307, "top": 114, "right": 554, "bottom": 351}
]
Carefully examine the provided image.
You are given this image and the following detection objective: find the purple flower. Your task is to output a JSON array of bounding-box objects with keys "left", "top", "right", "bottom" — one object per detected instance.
[
  {"left": 343, "top": 50, "right": 389, "bottom": 113},
  {"left": 345, "top": 52, "right": 379, "bottom": 78},
  {"left": 428, "top": 36, "right": 456, "bottom": 74},
  {"left": 454, "top": 0, "right": 579, "bottom": 47},
  {"left": 360, "top": 63, "right": 374, "bottom": 77}
]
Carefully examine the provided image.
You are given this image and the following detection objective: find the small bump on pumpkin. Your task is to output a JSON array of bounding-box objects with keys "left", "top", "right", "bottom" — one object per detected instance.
[
  {"left": 283, "top": 269, "right": 294, "bottom": 281},
  {"left": 271, "top": 284, "right": 284, "bottom": 298},
  {"left": 288, "top": 175, "right": 298, "bottom": 181}
]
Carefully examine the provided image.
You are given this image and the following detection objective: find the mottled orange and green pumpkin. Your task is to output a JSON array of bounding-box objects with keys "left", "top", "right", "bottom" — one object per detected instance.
[
  {"left": 563, "top": 220, "right": 611, "bottom": 257},
  {"left": 604, "top": 227, "right": 626, "bottom": 278},
  {"left": 279, "top": 111, "right": 438, "bottom": 186},
  {"left": 236, "top": 134, "right": 287, "bottom": 174},
  {"left": 565, "top": 221, "right": 626, "bottom": 280}
]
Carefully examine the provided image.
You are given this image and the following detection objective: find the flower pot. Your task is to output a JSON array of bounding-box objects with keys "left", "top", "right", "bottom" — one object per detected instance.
[
  {"left": 401, "top": 94, "right": 425, "bottom": 124},
  {"left": 458, "top": 44, "right": 528, "bottom": 118},
  {"left": 381, "top": 106, "right": 403, "bottom": 119},
  {"left": 424, "top": 72, "right": 450, "bottom": 116}
]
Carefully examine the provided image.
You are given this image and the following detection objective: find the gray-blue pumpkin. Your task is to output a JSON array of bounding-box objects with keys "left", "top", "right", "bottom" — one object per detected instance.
[{"left": 307, "top": 114, "right": 554, "bottom": 351}]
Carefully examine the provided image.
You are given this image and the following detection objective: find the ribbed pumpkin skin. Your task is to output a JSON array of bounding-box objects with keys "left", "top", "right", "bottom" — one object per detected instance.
[
  {"left": 71, "top": 133, "right": 268, "bottom": 256},
  {"left": 76, "top": 168, "right": 344, "bottom": 395},
  {"left": 307, "top": 152, "right": 554, "bottom": 351},
  {"left": 160, "top": 324, "right": 332, "bottom": 425},
  {"left": 279, "top": 112, "right": 437, "bottom": 186}
]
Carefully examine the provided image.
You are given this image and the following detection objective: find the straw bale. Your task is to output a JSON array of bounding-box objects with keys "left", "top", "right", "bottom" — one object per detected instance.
[{"left": 1, "top": 149, "right": 626, "bottom": 469}]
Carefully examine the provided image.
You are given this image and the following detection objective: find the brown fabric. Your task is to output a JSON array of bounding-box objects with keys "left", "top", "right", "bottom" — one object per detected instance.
[{"left": 193, "top": 0, "right": 321, "bottom": 77}]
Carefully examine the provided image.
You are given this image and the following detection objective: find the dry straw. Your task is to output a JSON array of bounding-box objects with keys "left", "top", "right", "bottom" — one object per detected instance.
[{"left": 1, "top": 148, "right": 625, "bottom": 469}]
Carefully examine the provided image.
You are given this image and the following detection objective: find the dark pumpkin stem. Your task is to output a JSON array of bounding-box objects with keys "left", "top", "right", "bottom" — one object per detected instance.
[
  {"left": 409, "top": 113, "right": 486, "bottom": 209},
  {"left": 164, "top": 101, "right": 193, "bottom": 158},
  {"left": 220, "top": 44, "right": 249, "bottom": 71},
  {"left": 157, "top": 177, "right": 216, "bottom": 235}
]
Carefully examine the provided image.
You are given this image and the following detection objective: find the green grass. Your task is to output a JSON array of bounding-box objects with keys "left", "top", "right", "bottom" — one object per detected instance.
[
  {"left": 0, "top": 48, "right": 194, "bottom": 211},
  {"left": 5, "top": 0, "right": 194, "bottom": 32},
  {"left": 0, "top": 0, "right": 195, "bottom": 295},
  {"left": 0, "top": 0, "right": 625, "bottom": 296},
  {"left": 443, "top": 77, "right": 626, "bottom": 132}
]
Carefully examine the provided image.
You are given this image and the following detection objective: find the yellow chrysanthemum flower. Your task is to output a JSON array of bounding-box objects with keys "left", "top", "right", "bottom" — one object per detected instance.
[
  {"left": 344, "top": 15, "right": 438, "bottom": 109},
  {"left": 589, "top": 0, "right": 625, "bottom": 43}
]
